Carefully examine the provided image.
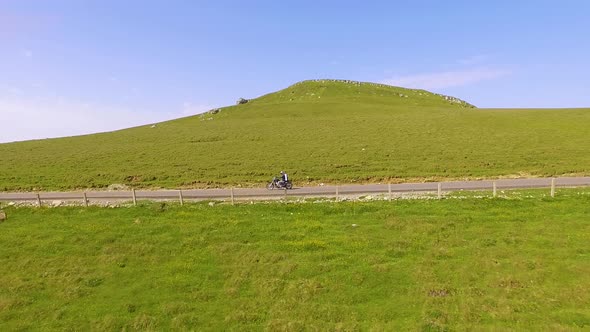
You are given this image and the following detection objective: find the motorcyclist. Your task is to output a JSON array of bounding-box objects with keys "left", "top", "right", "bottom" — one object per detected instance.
[{"left": 279, "top": 171, "right": 288, "bottom": 187}]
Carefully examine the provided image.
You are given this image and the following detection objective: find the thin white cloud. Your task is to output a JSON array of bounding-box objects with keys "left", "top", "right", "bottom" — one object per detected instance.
[
  {"left": 382, "top": 68, "right": 510, "bottom": 90},
  {"left": 22, "top": 50, "right": 33, "bottom": 58},
  {"left": 0, "top": 97, "right": 210, "bottom": 143},
  {"left": 6, "top": 87, "right": 23, "bottom": 95},
  {"left": 457, "top": 55, "right": 490, "bottom": 66}
]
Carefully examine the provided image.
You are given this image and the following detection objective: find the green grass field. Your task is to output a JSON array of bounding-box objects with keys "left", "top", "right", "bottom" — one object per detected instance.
[
  {"left": 1, "top": 190, "right": 589, "bottom": 330},
  {"left": 1, "top": 79, "right": 589, "bottom": 191}
]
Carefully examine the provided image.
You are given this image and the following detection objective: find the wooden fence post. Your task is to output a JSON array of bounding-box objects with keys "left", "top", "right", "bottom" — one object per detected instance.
[
  {"left": 437, "top": 183, "right": 442, "bottom": 199},
  {"left": 83, "top": 192, "right": 89, "bottom": 207},
  {"left": 493, "top": 181, "right": 497, "bottom": 198},
  {"left": 36, "top": 193, "right": 42, "bottom": 207},
  {"left": 132, "top": 189, "right": 137, "bottom": 206},
  {"left": 336, "top": 186, "right": 339, "bottom": 202},
  {"left": 230, "top": 188, "right": 235, "bottom": 205},
  {"left": 179, "top": 190, "right": 184, "bottom": 206},
  {"left": 284, "top": 188, "right": 287, "bottom": 200},
  {"left": 551, "top": 178, "right": 556, "bottom": 197}
]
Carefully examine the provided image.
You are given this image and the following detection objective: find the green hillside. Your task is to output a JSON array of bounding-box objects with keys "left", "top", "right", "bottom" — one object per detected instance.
[{"left": 1, "top": 79, "right": 589, "bottom": 191}]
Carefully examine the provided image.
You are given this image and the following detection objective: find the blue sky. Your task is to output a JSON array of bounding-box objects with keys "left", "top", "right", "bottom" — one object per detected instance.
[{"left": 1, "top": 0, "right": 589, "bottom": 142}]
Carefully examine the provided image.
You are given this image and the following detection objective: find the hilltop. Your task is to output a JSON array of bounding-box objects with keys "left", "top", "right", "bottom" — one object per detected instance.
[
  {"left": 246, "top": 79, "right": 475, "bottom": 108},
  {"left": 0, "top": 79, "right": 589, "bottom": 191}
]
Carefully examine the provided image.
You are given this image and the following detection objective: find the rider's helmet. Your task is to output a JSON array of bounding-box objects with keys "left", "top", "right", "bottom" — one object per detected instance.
[{"left": 280, "top": 171, "right": 285, "bottom": 174}]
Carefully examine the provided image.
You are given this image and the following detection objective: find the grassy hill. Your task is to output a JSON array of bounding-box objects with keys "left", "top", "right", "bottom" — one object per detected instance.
[
  {"left": 1, "top": 190, "right": 589, "bottom": 330},
  {"left": 1, "top": 79, "right": 589, "bottom": 191}
]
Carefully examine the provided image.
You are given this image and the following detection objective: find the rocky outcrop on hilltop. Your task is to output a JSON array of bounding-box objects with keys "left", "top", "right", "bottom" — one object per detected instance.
[
  {"left": 294, "top": 79, "right": 476, "bottom": 108},
  {"left": 433, "top": 93, "right": 476, "bottom": 108}
]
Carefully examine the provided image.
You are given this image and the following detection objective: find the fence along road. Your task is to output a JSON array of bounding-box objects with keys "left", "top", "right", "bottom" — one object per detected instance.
[{"left": 1, "top": 177, "right": 590, "bottom": 205}]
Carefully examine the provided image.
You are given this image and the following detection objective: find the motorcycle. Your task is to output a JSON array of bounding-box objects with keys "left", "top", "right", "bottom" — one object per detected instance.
[{"left": 267, "top": 177, "right": 293, "bottom": 190}]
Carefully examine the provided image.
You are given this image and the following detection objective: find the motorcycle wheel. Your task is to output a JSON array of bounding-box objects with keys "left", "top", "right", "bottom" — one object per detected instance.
[
  {"left": 267, "top": 183, "right": 275, "bottom": 190},
  {"left": 286, "top": 182, "right": 293, "bottom": 190}
]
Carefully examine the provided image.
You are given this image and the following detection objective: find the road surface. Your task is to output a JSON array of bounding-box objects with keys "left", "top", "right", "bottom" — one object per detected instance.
[{"left": 1, "top": 177, "right": 589, "bottom": 203}]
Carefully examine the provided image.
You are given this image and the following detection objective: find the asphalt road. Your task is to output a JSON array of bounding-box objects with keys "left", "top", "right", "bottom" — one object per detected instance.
[{"left": 1, "top": 177, "right": 590, "bottom": 203}]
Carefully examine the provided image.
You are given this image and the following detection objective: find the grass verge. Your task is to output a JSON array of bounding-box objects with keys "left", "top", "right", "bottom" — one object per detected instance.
[{"left": 0, "top": 189, "right": 589, "bottom": 330}]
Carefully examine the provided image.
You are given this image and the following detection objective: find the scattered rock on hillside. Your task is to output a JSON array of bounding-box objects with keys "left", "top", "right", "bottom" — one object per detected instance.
[
  {"left": 434, "top": 93, "right": 476, "bottom": 108},
  {"left": 236, "top": 98, "right": 249, "bottom": 105},
  {"left": 293, "top": 79, "right": 476, "bottom": 108},
  {"left": 108, "top": 183, "right": 130, "bottom": 191},
  {"left": 209, "top": 108, "right": 220, "bottom": 114},
  {"left": 0, "top": 210, "right": 6, "bottom": 222}
]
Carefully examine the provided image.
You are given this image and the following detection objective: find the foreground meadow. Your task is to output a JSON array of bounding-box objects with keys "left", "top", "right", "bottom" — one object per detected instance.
[{"left": 1, "top": 190, "right": 589, "bottom": 330}]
